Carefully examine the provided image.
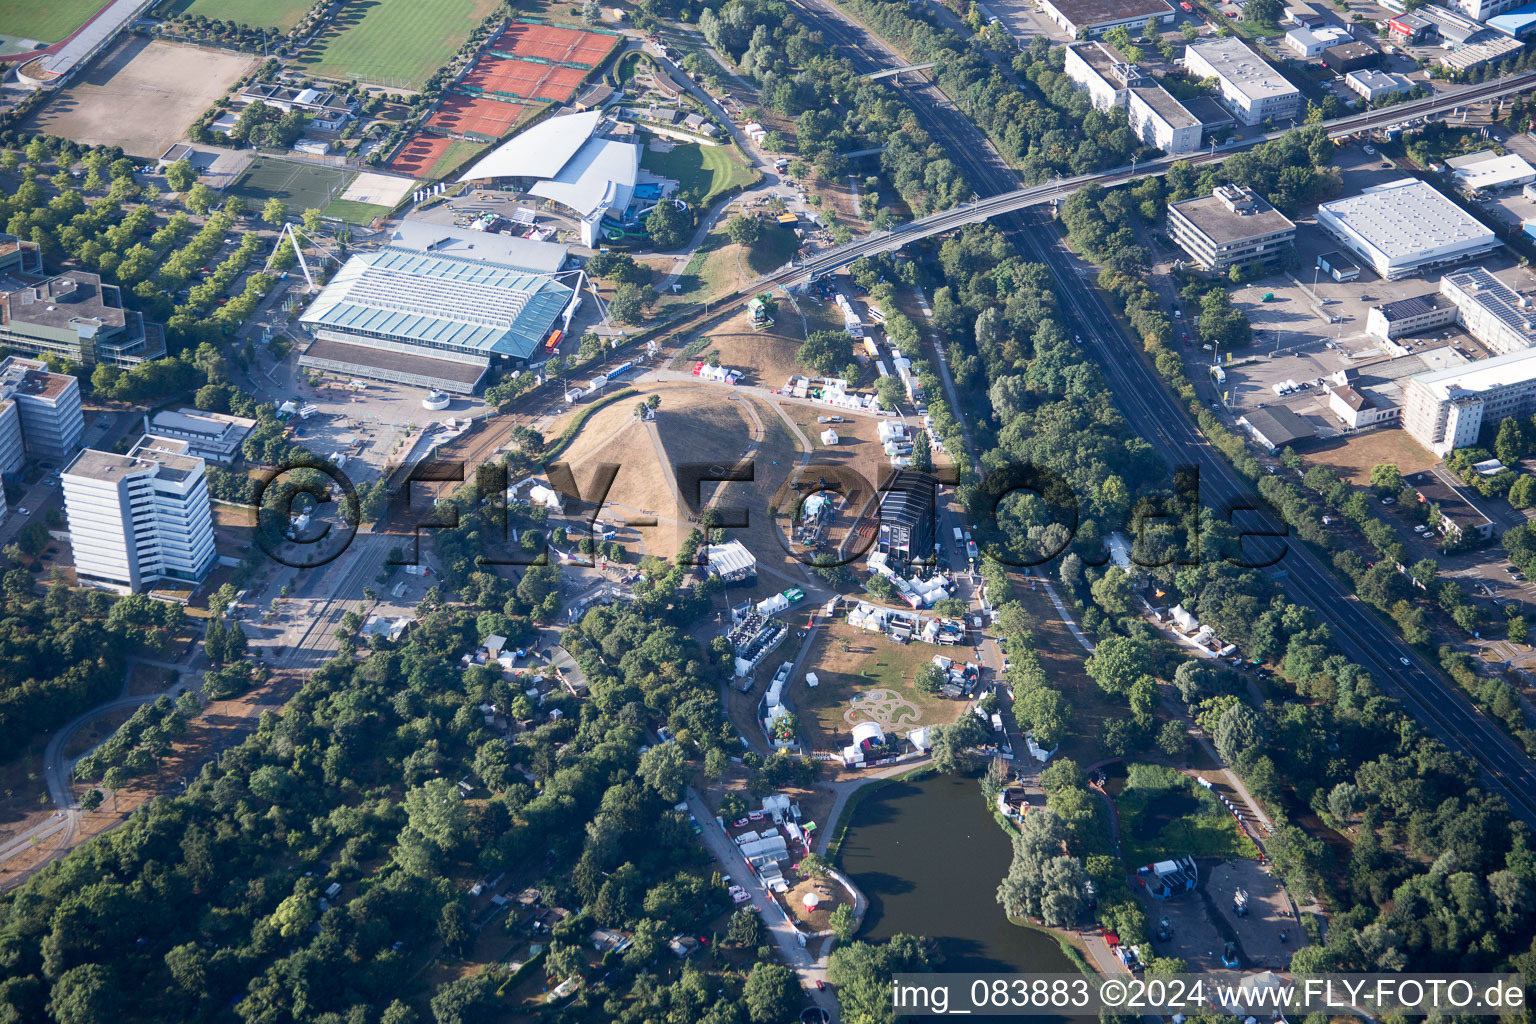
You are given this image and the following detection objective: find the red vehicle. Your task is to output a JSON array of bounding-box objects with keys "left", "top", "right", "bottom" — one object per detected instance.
[
  {"left": 544, "top": 329, "right": 562, "bottom": 352},
  {"left": 816, "top": 981, "right": 826, "bottom": 991},
  {"left": 1180, "top": 2, "right": 1193, "bottom": 10}
]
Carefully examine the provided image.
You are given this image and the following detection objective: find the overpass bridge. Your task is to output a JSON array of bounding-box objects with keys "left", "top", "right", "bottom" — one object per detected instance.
[
  {"left": 767, "top": 69, "right": 1536, "bottom": 286},
  {"left": 862, "top": 61, "right": 939, "bottom": 80}
]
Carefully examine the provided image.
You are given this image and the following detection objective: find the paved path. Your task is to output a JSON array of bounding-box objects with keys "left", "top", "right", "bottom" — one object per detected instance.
[{"left": 1039, "top": 579, "right": 1094, "bottom": 654}]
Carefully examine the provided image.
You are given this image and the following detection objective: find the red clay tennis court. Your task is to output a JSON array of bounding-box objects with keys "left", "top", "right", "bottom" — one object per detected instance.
[
  {"left": 497, "top": 22, "right": 620, "bottom": 66},
  {"left": 390, "top": 134, "right": 455, "bottom": 176},
  {"left": 428, "top": 94, "right": 526, "bottom": 138},
  {"left": 460, "top": 56, "right": 586, "bottom": 102}
]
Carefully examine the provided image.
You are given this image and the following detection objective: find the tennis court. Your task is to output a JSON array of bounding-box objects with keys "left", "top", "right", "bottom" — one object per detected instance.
[
  {"left": 496, "top": 22, "right": 619, "bottom": 66},
  {"left": 428, "top": 93, "right": 526, "bottom": 139},
  {"left": 460, "top": 55, "right": 586, "bottom": 102},
  {"left": 227, "top": 156, "right": 355, "bottom": 215},
  {"left": 390, "top": 134, "right": 456, "bottom": 176}
]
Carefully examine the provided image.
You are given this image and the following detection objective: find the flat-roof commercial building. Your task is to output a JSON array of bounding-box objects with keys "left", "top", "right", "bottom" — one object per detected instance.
[
  {"left": 1388, "top": 12, "right": 1434, "bottom": 43},
  {"left": 0, "top": 233, "right": 42, "bottom": 279},
  {"left": 1322, "top": 41, "right": 1382, "bottom": 72},
  {"left": 62, "top": 434, "right": 217, "bottom": 594},
  {"left": 1447, "top": 149, "right": 1536, "bottom": 192},
  {"left": 1453, "top": 0, "right": 1527, "bottom": 22},
  {"left": 1487, "top": 1, "right": 1536, "bottom": 36},
  {"left": 1286, "top": 2, "right": 1326, "bottom": 25},
  {"left": 1439, "top": 34, "right": 1524, "bottom": 71},
  {"left": 1284, "top": 24, "right": 1352, "bottom": 56},
  {"left": 459, "top": 111, "right": 641, "bottom": 247},
  {"left": 1167, "top": 185, "right": 1297, "bottom": 271},
  {"left": 0, "top": 271, "right": 165, "bottom": 367},
  {"left": 1184, "top": 37, "right": 1302, "bottom": 126},
  {"left": 1440, "top": 266, "right": 1536, "bottom": 355},
  {"left": 1344, "top": 68, "right": 1414, "bottom": 102},
  {"left": 1127, "top": 83, "right": 1202, "bottom": 155},
  {"left": 1039, "top": 0, "right": 1175, "bottom": 36},
  {"left": 1315, "top": 178, "right": 1497, "bottom": 280},
  {"left": 1316, "top": 250, "right": 1361, "bottom": 282},
  {"left": 1367, "top": 294, "right": 1458, "bottom": 341},
  {"left": 1402, "top": 346, "right": 1536, "bottom": 455},
  {"left": 297, "top": 247, "right": 572, "bottom": 394},
  {"left": 388, "top": 220, "right": 568, "bottom": 274},
  {"left": 145, "top": 408, "right": 257, "bottom": 464},
  {"left": 0, "top": 356, "right": 84, "bottom": 467},
  {"left": 1063, "top": 41, "right": 1143, "bottom": 111},
  {"left": 237, "top": 84, "right": 358, "bottom": 130}
]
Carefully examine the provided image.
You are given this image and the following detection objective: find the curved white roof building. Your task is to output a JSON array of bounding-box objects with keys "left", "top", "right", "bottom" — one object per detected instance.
[{"left": 460, "top": 111, "right": 639, "bottom": 246}]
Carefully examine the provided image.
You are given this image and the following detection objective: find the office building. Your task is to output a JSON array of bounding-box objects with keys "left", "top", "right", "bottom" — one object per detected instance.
[
  {"left": 1167, "top": 185, "right": 1297, "bottom": 271},
  {"left": 0, "top": 270, "right": 165, "bottom": 366},
  {"left": 0, "top": 356, "right": 84, "bottom": 465},
  {"left": 876, "top": 471, "right": 937, "bottom": 569},
  {"left": 1316, "top": 179, "right": 1497, "bottom": 279},
  {"left": 1387, "top": 12, "right": 1434, "bottom": 42},
  {"left": 1127, "top": 82, "right": 1202, "bottom": 155},
  {"left": 1184, "top": 37, "right": 1302, "bottom": 126},
  {"left": 236, "top": 83, "right": 358, "bottom": 131},
  {"left": 1038, "top": 0, "right": 1175, "bottom": 37},
  {"left": 1344, "top": 68, "right": 1414, "bottom": 101},
  {"left": 1418, "top": 4, "right": 1486, "bottom": 42},
  {"left": 1063, "top": 41, "right": 1143, "bottom": 111},
  {"left": 62, "top": 434, "right": 217, "bottom": 593},
  {"left": 1402, "top": 347, "right": 1536, "bottom": 455},
  {"left": 1447, "top": 149, "right": 1536, "bottom": 191},
  {"left": 0, "top": 233, "right": 42, "bottom": 278},
  {"left": 1440, "top": 267, "right": 1536, "bottom": 355},
  {"left": 146, "top": 408, "right": 257, "bottom": 464},
  {"left": 1367, "top": 294, "right": 1458, "bottom": 341},
  {"left": 1452, "top": 0, "right": 1526, "bottom": 21},
  {"left": 298, "top": 247, "right": 572, "bottom": 395}
]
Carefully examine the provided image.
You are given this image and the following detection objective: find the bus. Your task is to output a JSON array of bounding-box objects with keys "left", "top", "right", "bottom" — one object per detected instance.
[{"left": 544, "top": 329, "right": 563, "bottom": 352}]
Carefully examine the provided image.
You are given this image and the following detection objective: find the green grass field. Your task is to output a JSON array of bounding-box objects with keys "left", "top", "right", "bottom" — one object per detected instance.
[
  {"left": 158, "top": 0, "right": 312, "bottom": 30},
  {"left": 0, "top": 0, "right": 103, "bottom": 43},
  {"left": 426, "top": 138, "right": 489, "bottom": 180},
  {"left": 292, "top": 0, "right": 501, "bottom": 90},
  {"left": 1114, "top": 763, "right": 1258, "bottom": 867},
  {"left": 228, "top": 157, "right": 356, "bottom": 217},
  {"left": 639, "top": 140, "right": 759, "bottom": 206},
  {"left": 321, "top": 198, "right": 393, "bottom": 225}
]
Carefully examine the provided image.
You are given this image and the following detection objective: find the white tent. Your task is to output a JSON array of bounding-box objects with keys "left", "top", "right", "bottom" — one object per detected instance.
[{"left": 850, "top": 721, "right": 885, "bottom": 746}]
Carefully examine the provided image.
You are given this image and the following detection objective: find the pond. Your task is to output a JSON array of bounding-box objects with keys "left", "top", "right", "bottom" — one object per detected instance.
[{"left": 838, "top": 772, "right": 1079, "bottom": 976}]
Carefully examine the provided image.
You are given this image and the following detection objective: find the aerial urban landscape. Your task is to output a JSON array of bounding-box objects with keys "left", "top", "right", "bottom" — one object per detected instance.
[{"left": 4, "top": 0, "right": 1536, "bottom": 1020}]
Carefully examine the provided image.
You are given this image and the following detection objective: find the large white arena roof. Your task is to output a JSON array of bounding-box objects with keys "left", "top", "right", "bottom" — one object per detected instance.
[
  {"left": 458, "top": 110, "right": 602, "bottom": 181},
  {"left": 389, "top": 220, "right": 568, "bottom": 274},
  {"left": 529, "top": 137, "right": 639, "bottom": 217},
  {"left": 299, "top": 248, "right": 571, "bottom": 360},
  {"left": 1316, "top": 179, "right": 1496, "bottom": 277}
]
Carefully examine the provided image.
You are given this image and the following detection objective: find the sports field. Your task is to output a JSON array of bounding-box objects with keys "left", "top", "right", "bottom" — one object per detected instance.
[
  {"left": 0, "top": 0, "right": 102, "bottom": 44},
  {"left": 496, "top": 21, "right": 619, "bottom": 66},
  {"left": 640, "top": 141, "right": 759, "bottom": 205},
  {"left": 427, "top": 93, "right": 526, "bottom": 139},
  {"left": 227, "top": 157, "right": 356, "bottom": 216},
  {"left": 459, "top": 54, "right": 587, "bottom": 103},
  {"left": 292, "top": 0, "right": 501, "bottom": 90},
  {"left": 158, "top": 0, "right": 312, "bottom": 31},
  {"left": 390, "top": 135, "right": 486, "bottom": 179}
]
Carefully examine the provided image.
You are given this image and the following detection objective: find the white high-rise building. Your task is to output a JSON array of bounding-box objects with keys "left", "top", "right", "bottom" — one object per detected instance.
[
  {"left": 0, "top": 356, "right": 84, "bottom": 463},
  {"left": 62, "top": 434, "right": 216, "bottom": 593},
  {"left": 1402, "top": 348, "right": 1536, "bottom": 457}
]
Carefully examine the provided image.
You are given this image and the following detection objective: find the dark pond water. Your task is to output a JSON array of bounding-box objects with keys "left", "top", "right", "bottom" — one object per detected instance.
[{"left": 838, "top": 772, "right": 1077, "bottom": 976}]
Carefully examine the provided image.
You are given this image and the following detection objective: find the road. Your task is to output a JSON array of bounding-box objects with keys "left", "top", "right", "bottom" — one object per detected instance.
[{"left": 782, "top": 0, "right": 1536, "bottom": 827}]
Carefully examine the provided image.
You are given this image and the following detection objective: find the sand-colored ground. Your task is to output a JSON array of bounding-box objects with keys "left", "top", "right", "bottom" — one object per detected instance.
[
  {"left": 1302, "top": 427, "right": 1436, "bottom": 486},
  {"left": 27, "top": 37, "right": 256, "bottom": 158}
]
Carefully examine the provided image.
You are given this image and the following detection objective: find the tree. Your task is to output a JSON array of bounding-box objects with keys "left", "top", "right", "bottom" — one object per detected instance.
[
  {"left": 1327, "top": 781, "right": 1360, "bottom": 821},
  {"left": 165, "top": 158, "right": 196, "bottom": 192},
  {"left": 301, "top": 207, "right": 325, "bottom": 233},
  {"left": 1214, "top": 701, "right": 1262, "bottom": 764},
  {"left": 609, "top": 282, "right": 646, "bottom": 325},
  {"left": 261, "top": 196, "right": 286, "bottom": 227},
  {"left": 996, "top": 810, "right": 1088, "bottom": 926},
  {"left": 185, "top": 183, "right": 216, "bottom": 215},
  {"left": 728, "top": 908, "right": 764, "bottom": 947},
  {"left": 1496, "top": 417, "right": 1526, "bottom": 465},
  {"left": 1245, "top": 0, "right": 1283, "bottom": 22},
  {"left": 439, "top": 901, "right": 472, "bottom": 956},
  {"left": 646, "top": 200, "right": 690, "bottom": 249},
  {"left": 583, "top": 0, "right": 601, "bottom": 24},
  {"left": 830, "top": 902, "right": 856, "bottom": 940},
  {"left": 743, "top": 962, "right": 798, "bottom": 1023},
  {"left": 914, "top": 663, "right": 945, "bottom": 695},
  {"left": 1511, "top": 614, "right": 1529, "bottom": 644},
  {"left": 931, "top": 715, "right": 988, "bottom": 773},
  {"left": 48, "top": 964, "right": 120, "bottom": 1024},
  {"left": 726, "top": 213, "right": 763, "bottom": 246},
  {"left": 1156, "top": 720, "right": 1189, "bottom": 759},
  {"left": 78, "top": 789, "right": 103, "bottom": 812},
  {"left": 403, "top": 778, "right": 469, "bottom": 854},
  {"left": 1084, "top": 635, "right": 1156, "bottom": 696},
  {"left": 102, "top": 766, "right": 127, "bottom": 810},
  {"left": 637, "top": 742, "right": 689, "bottom": 802},
  {"left": 429, "top": 974, "right": 495, "bottom": 1024}
]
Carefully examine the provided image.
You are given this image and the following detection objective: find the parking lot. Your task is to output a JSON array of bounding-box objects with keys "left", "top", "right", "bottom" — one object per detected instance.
[{"left": 1141, "top": 857, "right": 1298, "bottom": 973}]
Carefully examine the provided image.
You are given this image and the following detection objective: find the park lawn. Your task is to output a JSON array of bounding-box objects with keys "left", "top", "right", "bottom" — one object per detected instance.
[
  {"left": 322, "top": 198, "right": 394, "bottom": 225},
  {"left": 794, "top": 620, "right": 965, "bottom": 751},
  {"left": 1114, "top": 763, "right": 1259, "bottom": 867},
  {"left": 293, "top": 0, "right": 501, "bottom": 90},
  {"left": 640, "top": 141, "right": 760, "bottom": 206},
  {"left": 0, "top": 0, "right": 102, "bottom": 43},
  {"left": 159, "top": 0, "right": 313, "bottom": 31}
]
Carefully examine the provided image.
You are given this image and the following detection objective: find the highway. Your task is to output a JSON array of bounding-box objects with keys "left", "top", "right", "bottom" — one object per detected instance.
[{"left": 781, "top": 0, "right": 1536, "bottom": 826}]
